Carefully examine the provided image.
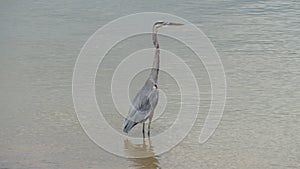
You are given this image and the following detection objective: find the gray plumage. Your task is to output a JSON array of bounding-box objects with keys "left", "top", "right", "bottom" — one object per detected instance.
[
  {"left": 123, "top": 21, "right": 184, "bottom": 136},
  {"left": 123, "top": 79, "right": 158, "bottom": 133}
]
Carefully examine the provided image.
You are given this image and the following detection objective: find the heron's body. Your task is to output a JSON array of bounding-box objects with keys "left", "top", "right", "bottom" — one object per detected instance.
[
  {"left": 123, "top": 21, "right": 183, "bottom": 136},
  {"left": 123, "top": 78, "right": 158, "bottom": 133}
]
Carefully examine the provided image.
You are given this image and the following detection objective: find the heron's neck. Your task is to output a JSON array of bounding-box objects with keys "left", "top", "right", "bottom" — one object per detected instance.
[{"left": 150, "top": 28, "right": 160, "bottom": 82}]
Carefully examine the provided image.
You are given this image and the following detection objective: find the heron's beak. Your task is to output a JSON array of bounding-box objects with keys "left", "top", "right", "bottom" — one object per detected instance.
[{"left": 166, "top": 22, "right": 184, "bottom": 26}]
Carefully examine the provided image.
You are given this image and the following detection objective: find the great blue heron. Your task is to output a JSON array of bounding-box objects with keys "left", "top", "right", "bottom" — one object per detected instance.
[{"left": 123, "top": 21, "right": 184, "bottom": 137}]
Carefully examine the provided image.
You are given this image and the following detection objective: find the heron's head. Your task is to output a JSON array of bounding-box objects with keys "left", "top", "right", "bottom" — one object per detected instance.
[{"left": 153, "top": 21, "right": 184, "bottom": 30}]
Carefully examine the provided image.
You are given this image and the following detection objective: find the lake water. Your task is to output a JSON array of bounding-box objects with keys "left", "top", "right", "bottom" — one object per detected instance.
[{"left": 1, "top": 0, "right": 299, "bottom": 168}]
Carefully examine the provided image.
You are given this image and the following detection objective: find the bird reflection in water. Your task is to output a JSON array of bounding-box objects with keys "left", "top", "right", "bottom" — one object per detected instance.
[{"left": 124, "top": 138, "right": 160, "bottom": 169}]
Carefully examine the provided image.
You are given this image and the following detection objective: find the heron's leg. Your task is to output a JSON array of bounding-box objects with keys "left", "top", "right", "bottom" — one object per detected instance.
[
  {"left": 142, "top": 123, "right": 145, "bottom": 138},
  {"left": 148, "top": 121, "right": 151, "bottom": 137},
  {"left": 148, "top": 113, "right": 153, "bottom": 137}
]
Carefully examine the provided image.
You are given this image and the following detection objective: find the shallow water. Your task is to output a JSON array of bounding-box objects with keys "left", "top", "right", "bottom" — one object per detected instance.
[{"left": 1, "top": 0, "right": 299, "bottom": 168}]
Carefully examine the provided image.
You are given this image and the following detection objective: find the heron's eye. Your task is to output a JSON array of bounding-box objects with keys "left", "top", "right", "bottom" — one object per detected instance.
[{"left": 153, "top": 84, "right": 157, "bottom": 89}]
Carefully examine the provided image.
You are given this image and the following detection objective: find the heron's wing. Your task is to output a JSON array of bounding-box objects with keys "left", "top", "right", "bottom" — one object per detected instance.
[
  {"left": 149, "top": 89, "right": 159, "bottom": 110},
  {"left": 126, "top": 89, "right": 159, "bottom": 123},
  {"left": 126, "top": 94, "right": 151, "bottom": 123}
]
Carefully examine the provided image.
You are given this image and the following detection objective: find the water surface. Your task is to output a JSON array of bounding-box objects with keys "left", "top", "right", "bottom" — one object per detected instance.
[{"left": 0, "top": 0, "right": 299, "bottom": 168}]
